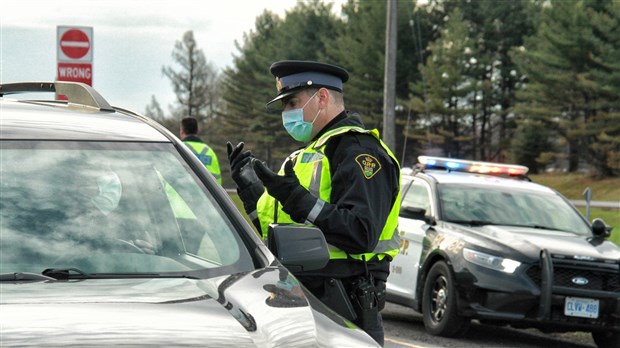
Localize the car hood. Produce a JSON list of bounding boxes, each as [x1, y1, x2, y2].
[[448, 223, 620, 261], [0, 267, 377, 347]]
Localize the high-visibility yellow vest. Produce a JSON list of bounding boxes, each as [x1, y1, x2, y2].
[[256, 126, 401, 261], [184, 141, 222, 184]]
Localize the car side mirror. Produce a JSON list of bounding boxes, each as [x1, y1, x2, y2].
[[400, 206, 426, 220], [267, 224, 329, 273], [591, 218, 611, 239]]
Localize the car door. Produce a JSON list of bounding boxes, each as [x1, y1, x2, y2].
[[387, 177, 433, 301]]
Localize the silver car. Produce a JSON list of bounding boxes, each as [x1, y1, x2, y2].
[[0, 82, 379, 347]]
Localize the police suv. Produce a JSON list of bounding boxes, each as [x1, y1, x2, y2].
[[0, 82, 379, 347], [386, 156, 619, 348]]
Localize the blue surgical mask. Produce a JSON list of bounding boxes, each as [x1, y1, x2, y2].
[[282, 91, 321, 142]]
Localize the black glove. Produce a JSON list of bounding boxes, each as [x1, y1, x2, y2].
[[227, 141, 258, 189], [253, 159, 322, 223], [252, 159, 304, 206], [227, 141, 264, 216]]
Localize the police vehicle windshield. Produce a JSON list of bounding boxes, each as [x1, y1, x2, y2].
[[438, 184, 592, 235]]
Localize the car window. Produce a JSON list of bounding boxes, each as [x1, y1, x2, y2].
[[402, 180, 432, 217], [437, 184, 591, 235], [0, 141, 254, 277]]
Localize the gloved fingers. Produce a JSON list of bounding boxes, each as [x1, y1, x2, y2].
[[226, 141, 234, 158], [231, 150, 253, 171], [227, 141, 245, 162], [283, 160, 295, 177], [252, 158, 278, 182]]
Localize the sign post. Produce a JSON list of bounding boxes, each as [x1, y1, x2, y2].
[[57, 26, 93, 99]]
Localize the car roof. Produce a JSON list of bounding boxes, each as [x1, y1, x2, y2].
[[406, 169, 557, 194], [1, 99, 169, 142], [0, 82, 169, 142]]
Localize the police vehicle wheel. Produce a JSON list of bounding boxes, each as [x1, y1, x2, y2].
[[592, 330, 620, 348], [422, 261, 470, 337]]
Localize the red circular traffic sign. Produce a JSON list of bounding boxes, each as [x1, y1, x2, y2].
[[60, 29, 91, 59]]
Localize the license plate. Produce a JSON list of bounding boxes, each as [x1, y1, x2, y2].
[[564, 297, 599, 318]]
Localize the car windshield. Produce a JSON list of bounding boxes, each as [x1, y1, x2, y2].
[[437, 183, 592, 235], [0, 141, 255, 278]]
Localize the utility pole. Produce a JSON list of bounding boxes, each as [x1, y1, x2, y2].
[[383, 0, 397, 152]]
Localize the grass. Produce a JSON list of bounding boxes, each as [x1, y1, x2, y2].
[[529, 173, 620, 201], [530, 173, 619, 245], [229, 193, 255, 226], [228, 173, 620, 245]]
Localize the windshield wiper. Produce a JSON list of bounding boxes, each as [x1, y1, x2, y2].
[[0, 272, 56, 282], [499, 223, 571, 232], [446, 219, 497, 226], [40, 268, 200, 280], [42, 268, 92, 280], [447, 221, 571, 232]]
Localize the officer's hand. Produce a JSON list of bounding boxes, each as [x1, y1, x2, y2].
[[132, 230, 157, 255], [252, 159, 301, 205], [227, 141, 256, 189], [133, 239, 156, 255]]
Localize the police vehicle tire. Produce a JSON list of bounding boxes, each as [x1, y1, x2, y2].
[[422, 261, 470, 337], [591, 330, 620, 348]]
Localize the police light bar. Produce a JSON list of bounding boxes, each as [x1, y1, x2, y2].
[[418, 156, 529, 176]]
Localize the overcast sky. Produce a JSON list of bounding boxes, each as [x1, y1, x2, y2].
[[0, 0, 345, 113]]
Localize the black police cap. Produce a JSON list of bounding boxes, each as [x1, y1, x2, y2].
[[266, 60, 349, 106]]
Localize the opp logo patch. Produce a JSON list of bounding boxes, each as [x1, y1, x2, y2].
[[276, 77, 282, 92], [355, 154, 382, 179]]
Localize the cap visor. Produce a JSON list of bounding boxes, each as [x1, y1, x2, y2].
[[265, 90, 298, 109]]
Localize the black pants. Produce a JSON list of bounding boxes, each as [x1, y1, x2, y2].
[[354, 280, 385, 346], [300, 276, 386, 346], [359, 311, 384, 347]]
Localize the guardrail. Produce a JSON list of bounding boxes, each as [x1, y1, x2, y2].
[[570, 200, 620, 209]]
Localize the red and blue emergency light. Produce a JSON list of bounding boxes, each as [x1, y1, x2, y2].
[[418, 156, 529, 176]]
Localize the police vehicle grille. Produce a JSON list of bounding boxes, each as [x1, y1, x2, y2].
[[526, 258, 620, 292]]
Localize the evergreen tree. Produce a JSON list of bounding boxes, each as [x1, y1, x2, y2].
[[409, 7, 478, 158], [511, 0, 619, 176], [220, 10, 283, 184], [325, 0, 388, 130], [509, 120, 554, 174], [420, 0, 539, 162], [325, 0, 418, 164], [220, 1, 341, 172], [325, 1, 416, 129], [472, 0, 539, 162], [585, 0, 620, 176]]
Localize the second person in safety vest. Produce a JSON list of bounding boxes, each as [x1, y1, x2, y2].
[[180, 117, 222, 184], [227, 60, 401, 346]]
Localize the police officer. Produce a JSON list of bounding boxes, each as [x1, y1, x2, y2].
[[227, 60, 400, 346], [180, 117, 222, 184]]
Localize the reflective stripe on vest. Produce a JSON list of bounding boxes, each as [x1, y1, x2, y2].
[[184, 141, 222, 184], [256, 126, 401, 262]]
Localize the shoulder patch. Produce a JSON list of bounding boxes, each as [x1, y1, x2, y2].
[[355, 154, 382, 179]]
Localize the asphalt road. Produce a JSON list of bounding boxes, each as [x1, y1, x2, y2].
[[382, 302, 597, 348]]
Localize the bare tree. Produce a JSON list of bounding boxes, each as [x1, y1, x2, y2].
[[144, 95, 165, 122], [162, 30, 219, 121]]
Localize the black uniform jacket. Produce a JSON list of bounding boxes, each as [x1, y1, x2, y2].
[[286, 111, 400, 284]]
